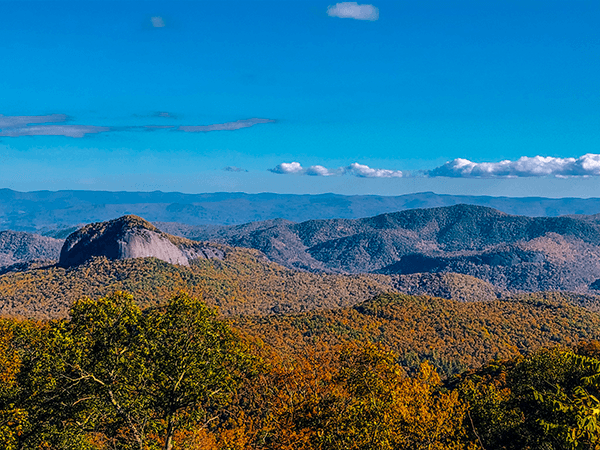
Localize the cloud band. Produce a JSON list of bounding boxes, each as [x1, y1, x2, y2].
[[0, 125, 110, 138], [270, 154, 600, 179], [428, 154, 600, 178], [0, 114, 276, 138], [179, 118, 276, 133], [0, 114, 67, 128], [269, 162, 403, 178]]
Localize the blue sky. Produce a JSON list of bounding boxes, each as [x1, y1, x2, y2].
[[1, 0, 600, 196]]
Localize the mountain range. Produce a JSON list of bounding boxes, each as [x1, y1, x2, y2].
[[4, 189, 600, 233], [4, 203, 600, 306], [159, 204, 600, 292], [1, 212, 600, 321], [4, 197, 600, 449]]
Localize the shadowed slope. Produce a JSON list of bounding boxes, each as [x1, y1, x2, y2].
[[163, 204, 600, 292]]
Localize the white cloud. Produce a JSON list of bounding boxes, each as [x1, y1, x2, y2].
[[305, 165, 338, 176], [0, 114, 67, 128], [179, 118, 275, 133], [0, 125, 110, 138], [270, 162, 304, 174], [346, 162, 403, 178], [151, 16, 165, 28], [269, 162, 403, 178], [327, 2, 379, 21], [428, 154, 600, 178]]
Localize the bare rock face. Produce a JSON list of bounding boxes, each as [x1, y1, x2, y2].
[[59, 215, 224, 268]]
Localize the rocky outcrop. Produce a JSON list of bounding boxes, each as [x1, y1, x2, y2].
[[59, 215, 224, 268]]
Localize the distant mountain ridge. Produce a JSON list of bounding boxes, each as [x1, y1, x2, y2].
[[5, 204, 600, 294], [161, 204, 600, 292], [3, 188, 600, 233], [4, 212, 600, 319]]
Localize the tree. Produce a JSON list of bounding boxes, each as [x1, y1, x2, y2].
[[457, 346, 600, 450], [323, 342, 475, 450], [533, 352, 600, 449], [53, 291, 151, 449], [0, 319, 25, 450], [144, 292, 258, 450], [262, 341, 477, 450], [50, 291, 259, 449]]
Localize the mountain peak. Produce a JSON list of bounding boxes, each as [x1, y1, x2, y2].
[[111, 214, 158, 230], [59, 215, 223, 268]]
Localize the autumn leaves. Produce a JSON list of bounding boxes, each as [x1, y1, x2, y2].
[[1, 292, 600, 449]]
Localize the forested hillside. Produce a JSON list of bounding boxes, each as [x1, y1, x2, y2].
[[6, 207, 600, 294], [238, 292, 600, 376], [0, 231, 62, 267], [2, 211, 600, 447], [2, 291, 600, 449], [0, 251, 397, 319], [163, 204, 600, 292], [3, 246, 600, 320]]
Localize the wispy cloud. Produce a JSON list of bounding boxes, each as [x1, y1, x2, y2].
[[223, 166, 248, 173], [154, 111, 177, 118], [428, 154, 600, 178], [0, 114, 67, 128], [0, 113, 277, 138], [0, 125, 110, 138], [327, 2, 379, 21], [151, 16, 165, 28], [142, 125, 176, 131], [269, 162, 403, 178], [179, 118, 275, 133], [0, 114, 111, 138]]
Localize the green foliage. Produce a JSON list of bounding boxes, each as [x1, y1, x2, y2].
[[144, 293, 257, 449], [0, 292, 259, 449], [3, 288, 600, 449], [455, 347, 600, 450], [533, 353, 600, 449]]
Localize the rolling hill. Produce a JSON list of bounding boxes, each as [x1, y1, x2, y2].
[[162, 204, 600, 292], [2, 213, 544, 319], [0, 230, 62, 267], [236, 292, 600, 375]]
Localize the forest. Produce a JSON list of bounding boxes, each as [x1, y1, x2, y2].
[[1, 291, 600, 449]]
